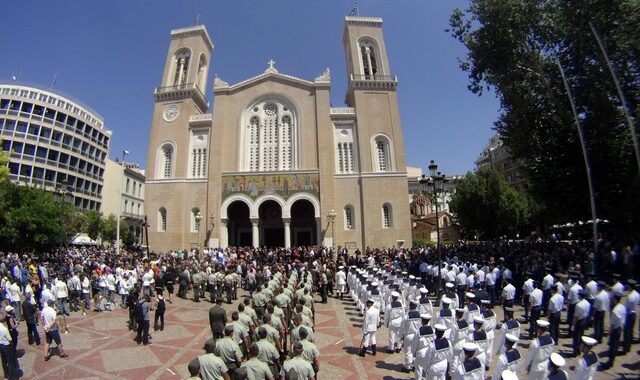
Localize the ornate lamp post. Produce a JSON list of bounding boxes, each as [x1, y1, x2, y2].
[[421, 160, 446, 298], [195, 211, 203, 248], [327, 209, 337, 261]]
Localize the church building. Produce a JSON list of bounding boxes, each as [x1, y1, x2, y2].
[[145, 16, 411, 251]]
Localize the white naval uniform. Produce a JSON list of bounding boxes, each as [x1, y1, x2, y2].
[[401, 310, 422, 368], [574, 351, 598, 380], [384, 299, 405, 350], [492, 348, 522, 380], [452, 357, 485, 380], [495, 319, 521, 356], [523, 334, 554, 380], [451, 319, 471, 368], [362, 305, 380, 347], [415, 337, 452, 380], [481, 309, 497, 364], [335, 270, 346, 293]]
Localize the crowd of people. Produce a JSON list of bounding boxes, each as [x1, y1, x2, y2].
[[0, 238, 636, 379]]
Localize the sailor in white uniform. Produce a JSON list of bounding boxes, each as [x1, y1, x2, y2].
[[522, 319, 554, 380], [574, 336, 598, 380], [359, 298, 380, 356], [492, 334, 521, 380], [452, 342, 485, 380], [384, 291, 405, 353]]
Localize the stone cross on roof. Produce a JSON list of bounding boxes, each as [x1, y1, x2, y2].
[[265, 59, 278, 74]]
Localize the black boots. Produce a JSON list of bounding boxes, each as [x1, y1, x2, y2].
[[359, 347, 366, 357], [371, 345, 377, 356]]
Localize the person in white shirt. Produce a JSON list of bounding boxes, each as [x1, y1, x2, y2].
[[572, 291, 591, 356], [7, 280, 21, 323], [335, 267, 346, 300], [0, 311, 17, 379], [623, 279, 638, 353], [80, 274, 91, 315], [528, 281, 543, 339], [384, 291, 404, 353], [41, 299, 68, 361], [522, 320, 554, 380], [521, 275, 534, 322], [501, 278, 516, 321], [592, 281, 609, 343], [359, 298, 380, 357], [54, 277, 70, 317], [566, 279, 583, 334], [546, 284, 563, 345], [600, 292, 626, 370]]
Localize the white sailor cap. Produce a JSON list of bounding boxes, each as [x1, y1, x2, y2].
[[373, 268, 379, 272], [466, 292, 475, 298], [434, 323, 447, 332], [505, 333, 518, 344], [536, 319, 550, 328], [402, 271, 408, 275], [367, 298, 375, 303], [473, 316, 485, 324], [338, 266, 344, 269], [581, 336, 597, 346], [420, 314, 432, 320], [391, 291, 400, 298], [445, 282, 454, 288], [549, 352, 565, 367], [419, 288, 428, 294], [371, 282, 379, 286], [409, 275, 416, 280], [501, 370, 518, 380], [455, 308, 465, 313], [410, 299, 419, 306], [463, 342, 478, 352], [480, 299, 491, 305], [442, 297, 452, 305]]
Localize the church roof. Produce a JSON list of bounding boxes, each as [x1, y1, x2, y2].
[[214, 61, 329, 93]]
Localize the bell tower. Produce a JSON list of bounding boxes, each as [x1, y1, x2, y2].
[[146, 25, 213, 251], [339, 16, 411, 248]]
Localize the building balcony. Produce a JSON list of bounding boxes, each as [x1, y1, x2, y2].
[[154, 83, 209, 111], [348, 73, 398, 92]]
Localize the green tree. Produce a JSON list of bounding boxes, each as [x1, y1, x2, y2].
[[449, 0, 640, 236], [450, 168, 531, 239], [0, 144, 8, 184], [101, 214, 117, 243], [0, 184, 74, 250], [83, 210, 104, 241]]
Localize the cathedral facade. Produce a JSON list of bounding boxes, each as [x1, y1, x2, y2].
[[145, 16, 411, 251]]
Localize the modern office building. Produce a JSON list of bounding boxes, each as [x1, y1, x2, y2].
[[145, 16, 412, 251], [0, 81, 111, 211]]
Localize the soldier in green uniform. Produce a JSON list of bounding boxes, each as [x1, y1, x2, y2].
[[215, 325, 244, 378], [280, 342, 315, 380], [240, 343, 274, 380], [255, 327, 281, 378]]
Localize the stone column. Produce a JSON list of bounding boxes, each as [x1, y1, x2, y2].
[[221, 219, 228, 248], [283, 218, 291, 248], [316, 217, 322, 246], [251, 218, 259, 248]]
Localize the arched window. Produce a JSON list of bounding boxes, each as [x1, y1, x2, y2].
[[382, 203, 392, 228], [373, 136, 391, 172], [189, 131, 208, 178], [173, 49, 191, 86], [191, 207, 201, 232], [359, 40, 379, 79], [158, 207, 167, 232], [241, 99, 297, 171], [124, 200, 128, 214], [196, 53, 207, 90], [158, 143, 174, 179], [344, 205, 354, 230]]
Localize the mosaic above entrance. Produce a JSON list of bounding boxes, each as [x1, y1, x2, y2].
[[221, 172, 320, 201]]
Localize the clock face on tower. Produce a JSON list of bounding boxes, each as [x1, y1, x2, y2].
[[162, 104, 180, 122]]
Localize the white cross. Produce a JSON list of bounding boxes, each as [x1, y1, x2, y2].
[[267, 59, 276, 69]]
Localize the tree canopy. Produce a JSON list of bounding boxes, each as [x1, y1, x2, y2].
[[449, 0, 640, 237], [450, 168, 531, 239]]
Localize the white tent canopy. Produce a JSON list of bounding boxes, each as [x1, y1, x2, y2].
[[69, 233, 98, 246]]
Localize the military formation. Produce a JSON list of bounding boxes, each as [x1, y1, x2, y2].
[[344, 259, 638, 380], [194, 263, 322, 380]]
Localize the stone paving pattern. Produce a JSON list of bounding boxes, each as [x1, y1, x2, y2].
[[5, 289, 639, 379]]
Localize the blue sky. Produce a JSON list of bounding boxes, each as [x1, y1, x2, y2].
[[0, 0, 499, 175]]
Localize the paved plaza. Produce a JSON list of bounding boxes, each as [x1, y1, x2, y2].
[[7, 290, 639, 379]]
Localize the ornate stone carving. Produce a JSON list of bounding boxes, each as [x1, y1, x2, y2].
[[315, 67, 331, 82], [213, 74, 228, 88], [264, 59, 279, 74]]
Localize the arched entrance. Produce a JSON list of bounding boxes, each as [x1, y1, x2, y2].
[[259, 200, 284, 247], [228, 201, 252, 247], [290, 199, 317, 246]]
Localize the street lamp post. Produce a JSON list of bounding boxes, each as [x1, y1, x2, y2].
[[327, 209, 337, 261], [424, 160, 446, 298], [116, 150, 129, 255], [195, 210, 203, 247]]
